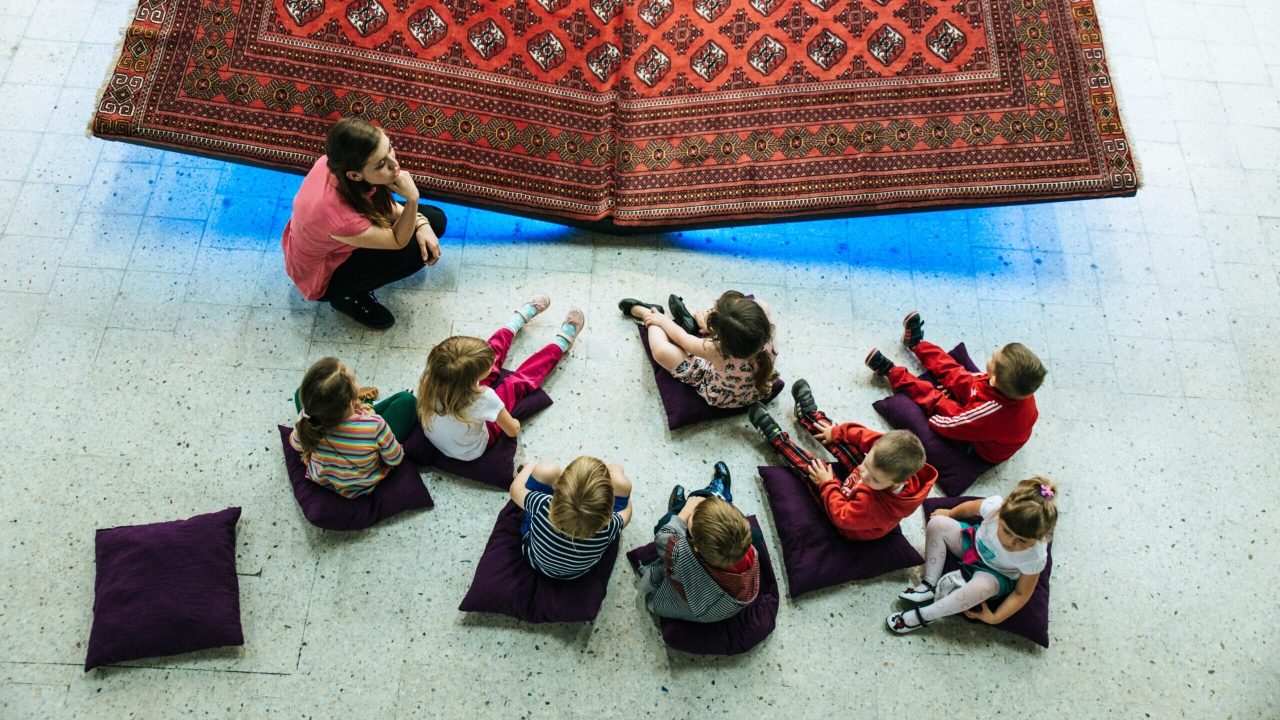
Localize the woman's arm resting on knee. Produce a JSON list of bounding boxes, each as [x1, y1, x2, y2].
[[964, 571, 1039, 624], [330, 171, 420, 251]]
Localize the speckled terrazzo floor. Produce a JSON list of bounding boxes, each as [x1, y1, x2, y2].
[[0, 0, 1277, 717]]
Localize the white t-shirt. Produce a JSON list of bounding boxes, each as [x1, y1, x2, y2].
[[422, 387, 505, 461], [973, 495, 1048, 579]]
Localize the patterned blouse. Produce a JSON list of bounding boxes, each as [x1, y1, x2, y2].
[[671, 340, 778, 409]]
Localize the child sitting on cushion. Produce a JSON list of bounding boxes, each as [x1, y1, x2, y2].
[[866, 311, 1045, 464], [748, 380, 935, 540], [638, 462, 760, 623], [509, 457, 633, 580], [619, 290, 778, 409], [888, 477, 1057, 633], [290, 357, 406, 499], [416, 294, 583, 461]]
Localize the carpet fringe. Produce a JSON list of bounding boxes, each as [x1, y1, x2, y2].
[[86, 3, 140, 139]]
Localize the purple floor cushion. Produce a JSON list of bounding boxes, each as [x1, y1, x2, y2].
[[277, 426, 434, 531], [872, 343, 996, 496], [626, 516, 779, 656], [86, 507, 244, 671], [923, 496, 1054, 648], [638, 326, 784, 430], [758, 466, 924, 597], [401, 370, 553, 489], [458, 501, 619, 623]]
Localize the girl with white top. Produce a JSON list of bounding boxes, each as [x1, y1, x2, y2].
[[888, 477, 1058, 633], [415, 295, 584, 461]]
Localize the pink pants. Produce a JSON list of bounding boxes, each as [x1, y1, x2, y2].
[[482, 327, 563, 444]]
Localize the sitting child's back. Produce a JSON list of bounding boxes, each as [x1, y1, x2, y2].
[[291, 357, 404, 499], [643, 496, 760, 622], [512, 458, 632, 580], [417, 336, 505, 461]]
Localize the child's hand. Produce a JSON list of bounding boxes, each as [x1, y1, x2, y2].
[[642, 312, 671, 330], [812, 421, 835, 445], [692, 309, 710, 334], [806, 458, 835, 485], [357, 386, 380, 403], [932, 508, 952, 518], [963, 603, 999, 624]]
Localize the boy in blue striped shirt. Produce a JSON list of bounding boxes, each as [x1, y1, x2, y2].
[[511, 457, 633, 580]]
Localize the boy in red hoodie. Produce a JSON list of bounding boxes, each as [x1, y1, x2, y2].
[[865, 311, 1046, 464], [748, 381, 936, 541]]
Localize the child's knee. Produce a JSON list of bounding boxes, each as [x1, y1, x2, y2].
[[926, 514, 957, 534], [530, 461, 562, 483], [607, 464, 632, 496]]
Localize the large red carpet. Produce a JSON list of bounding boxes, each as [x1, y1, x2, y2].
[[93, 0, 1137, 227]]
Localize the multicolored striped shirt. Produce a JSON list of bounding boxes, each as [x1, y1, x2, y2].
[[289, 414, 404, 498]]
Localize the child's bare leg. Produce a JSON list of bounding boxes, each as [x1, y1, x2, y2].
[[632, 306, 685, 371], [529, 461, 562, 487]]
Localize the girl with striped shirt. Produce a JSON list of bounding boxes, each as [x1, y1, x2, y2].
[[290, 357, 407, 499]]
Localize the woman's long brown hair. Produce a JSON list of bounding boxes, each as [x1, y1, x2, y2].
[[325, 117, 394, 228]]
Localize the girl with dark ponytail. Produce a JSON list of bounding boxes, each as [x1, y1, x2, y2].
[[281, 116, 448, 330], [289, 357, 411, 499], [619, 290, 779, 409]]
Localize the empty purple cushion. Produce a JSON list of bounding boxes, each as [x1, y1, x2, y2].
[[85, 507, 244, 671], [923, 495, 1053, 648], [758, 466, 924, 597], [458, 501, 619, 623], [401, 370, 553, 489], [638, 326, 784, 430], [626, 516, 779, 655], [872, 343, 996, 496], [277, 426, 434, 531]]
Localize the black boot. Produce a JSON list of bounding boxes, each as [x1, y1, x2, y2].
[[902, 310, 924, 350], [748, 402, 782, 441], [668, 484, 687, 510], [791, 378, 817, 419], [706, 461, 733, 504], [865, 348, 896, 377], [667, 294, 700, 336]]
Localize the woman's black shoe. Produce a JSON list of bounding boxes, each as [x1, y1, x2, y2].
[[667, 294, 700, 336], [331, 292, 395, 330]]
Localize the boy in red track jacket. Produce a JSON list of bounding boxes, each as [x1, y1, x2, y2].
[[748, 382, 936, 541], [866, 312, 1046, 464]]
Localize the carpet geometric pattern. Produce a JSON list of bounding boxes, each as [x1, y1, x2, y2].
[[92, 0, 1137, 226]]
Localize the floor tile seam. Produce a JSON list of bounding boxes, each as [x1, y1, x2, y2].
[[293, 557, 321, 672]]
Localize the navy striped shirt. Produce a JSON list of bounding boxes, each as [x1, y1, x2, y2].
[[521, 491, 622, 579]]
